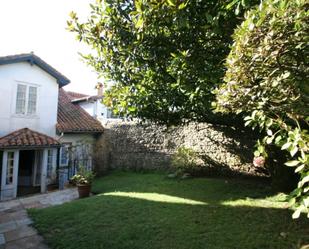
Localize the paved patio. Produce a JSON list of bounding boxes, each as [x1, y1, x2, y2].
[[0, 188, 78, 249]]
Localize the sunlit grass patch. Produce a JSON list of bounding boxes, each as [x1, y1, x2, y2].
[[102, 192, 207, 205], [221, 193, 289, 208]]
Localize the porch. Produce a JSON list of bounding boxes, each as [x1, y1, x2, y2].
[[0, 128, 60, 201]]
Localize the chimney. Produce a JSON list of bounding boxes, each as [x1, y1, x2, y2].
[[95, 82, 104, 96]]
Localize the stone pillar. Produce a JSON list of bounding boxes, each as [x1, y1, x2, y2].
[[58, 167, 69, 190]]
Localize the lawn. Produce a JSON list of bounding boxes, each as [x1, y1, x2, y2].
[[29, 172, 309, 249]]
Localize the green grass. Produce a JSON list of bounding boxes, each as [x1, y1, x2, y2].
[[29, 171, 309, 249]]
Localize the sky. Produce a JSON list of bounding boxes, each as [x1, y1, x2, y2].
[[0, 0, 99, 95]]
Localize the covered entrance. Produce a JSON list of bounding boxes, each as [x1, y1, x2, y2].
[[0, 128, 60, 201], [17, 150, 41, 196]]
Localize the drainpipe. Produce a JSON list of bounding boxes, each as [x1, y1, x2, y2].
[[57, 132, 65, 190]]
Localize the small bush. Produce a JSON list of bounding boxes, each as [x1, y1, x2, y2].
[[70, 166, 95, 185], [171, 147, 203, 176]]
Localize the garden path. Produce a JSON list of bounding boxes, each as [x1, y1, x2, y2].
[[0, 188, 78, 249]]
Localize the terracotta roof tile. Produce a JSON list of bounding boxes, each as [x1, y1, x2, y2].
[[66, 91, 90, 100], [66, 91, 102, 103], [57, 89, 104, 133], [0, 128, 60, 149]]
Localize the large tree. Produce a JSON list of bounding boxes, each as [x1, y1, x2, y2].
[[68, 0, 257, 125]]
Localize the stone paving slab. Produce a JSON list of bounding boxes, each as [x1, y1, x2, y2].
[[15, 217, 33, 227], [0, 188, 78, 249], [0, 233, 5, 246], [9, 210, 28, 220], [0, 215, 13, 225], [0, 222, 16, 234], [5, 225, 37, 242], [0, 200, 20, 213], [5, 234, 46, 249]]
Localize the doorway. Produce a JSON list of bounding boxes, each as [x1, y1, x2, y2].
[[17, 150, 40, 197]]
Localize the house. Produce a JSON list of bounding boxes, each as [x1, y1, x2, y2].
[[0, 53, 103, 201], [66, 83, 119, 122]]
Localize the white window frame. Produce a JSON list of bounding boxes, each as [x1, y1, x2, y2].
[[14, 82, 39, 117], [59, 144, 70, 167], [5, 151, 15, 185]]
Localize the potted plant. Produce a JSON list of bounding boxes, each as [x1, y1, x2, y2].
[[71, 167, 95, 198]]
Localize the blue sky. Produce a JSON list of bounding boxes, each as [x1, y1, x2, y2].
[[0, 0, 99, 95]]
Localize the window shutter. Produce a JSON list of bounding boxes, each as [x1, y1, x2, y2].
[[60, 145, 70, 166], [27, 86, 37, 115], [47, 149, 53, 178], [16, 84, 27, 114]]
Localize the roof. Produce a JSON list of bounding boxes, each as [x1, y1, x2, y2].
[[0, 53, 70, 87], [57, 89, 104, 133], [66, 91, 102, 103], [0, 128, 60, 149], [66, 91, 90, 100]]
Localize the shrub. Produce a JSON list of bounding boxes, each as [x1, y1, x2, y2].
[[214, 0, 309, 218], [171, 147, 203, 176]]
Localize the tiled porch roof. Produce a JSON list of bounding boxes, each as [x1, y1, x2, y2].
[[0, 128, 60, 149]]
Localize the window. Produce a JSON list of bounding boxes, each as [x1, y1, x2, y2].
[[16, 84, 27, 114], [15, 84, 38, 115], [60, 144, 70, 166], [28, 86, 37, 114], [6, 152, 14, 185], [47, 150, 53, 178]]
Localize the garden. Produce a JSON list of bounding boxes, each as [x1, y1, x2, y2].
[[29, 171, 309, 249], [27, 0, 309, 248]]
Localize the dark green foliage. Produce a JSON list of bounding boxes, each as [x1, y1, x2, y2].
[[68, 0, 258, 125], [215, 0, 309, 117], [214, 0, 309, 217]]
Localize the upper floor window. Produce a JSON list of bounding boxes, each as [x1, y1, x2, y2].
[[16, 84, 38, 115]]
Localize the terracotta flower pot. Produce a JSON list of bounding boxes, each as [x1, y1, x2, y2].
[[77, 184, 91, 198]]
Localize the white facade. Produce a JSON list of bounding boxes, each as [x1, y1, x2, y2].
[[0, 62, 59, 137], [79, 101, 98, 118], [0, 55, 103, 201], [78, 98, 120, 122], [0, 60, 60, 200]]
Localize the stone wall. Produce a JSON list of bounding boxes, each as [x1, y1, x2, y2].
[[94, 121, 267, 177]]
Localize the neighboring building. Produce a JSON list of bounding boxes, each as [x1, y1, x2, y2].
[[0, 53, 103, 201], [66, 83, 119, 122], [57, 89, 104, 180]]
